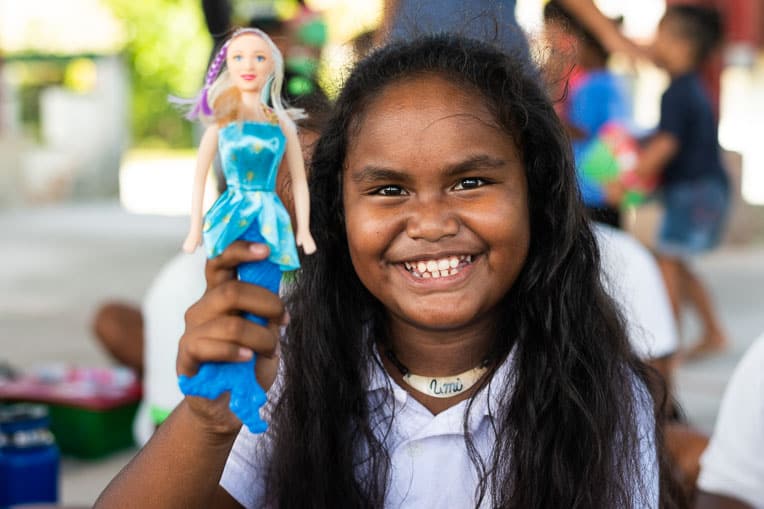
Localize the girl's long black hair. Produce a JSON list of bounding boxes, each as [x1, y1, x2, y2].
[[266, 34, 676, 508]]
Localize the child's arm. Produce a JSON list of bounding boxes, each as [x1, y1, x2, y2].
[[183, 125, 220, 253], [280, 116, 317, 254], [96, 242, 284, 508], [632, 131, 679, 180], [557, 0, 646, 61], [375, 0, 400, 45], [604, 132, 678, 205], [95, 401, 243, 509]]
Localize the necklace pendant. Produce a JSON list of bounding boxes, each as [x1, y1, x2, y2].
[[402, 366, 488, 399]]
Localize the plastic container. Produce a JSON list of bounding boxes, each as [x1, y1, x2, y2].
[[48, 401, 139, 458], [0, 403, 59, 507], [0, 366, 142, 458]]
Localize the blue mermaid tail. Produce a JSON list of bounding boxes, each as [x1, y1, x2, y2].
[[179, 221, 282, 434]]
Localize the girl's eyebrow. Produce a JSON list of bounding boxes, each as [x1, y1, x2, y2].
[[350, 155, 510, 184], [350, 166, 411, 185], [442, 154, 507, 177]]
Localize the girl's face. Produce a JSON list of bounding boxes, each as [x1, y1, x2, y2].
[[226, 33, 274, 93], [342, 75, 530, 335]]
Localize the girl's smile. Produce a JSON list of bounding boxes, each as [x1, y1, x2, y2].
[[343, 74, 530, 336], [400, 253, 475, 279]]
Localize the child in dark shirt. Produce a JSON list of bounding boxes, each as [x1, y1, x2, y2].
[[626, 6, 728, 357]]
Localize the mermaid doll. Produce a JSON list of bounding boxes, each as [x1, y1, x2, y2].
[[178, 28, 316, 433]]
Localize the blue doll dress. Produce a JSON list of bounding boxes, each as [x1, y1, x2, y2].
[[203, 120, 300, 271], [179, 120, 299, 434]]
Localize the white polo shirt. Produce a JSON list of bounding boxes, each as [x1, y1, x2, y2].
[[595, 224, 679, 360], [220, 351, 659, 507], [697, 334, 764, 508]]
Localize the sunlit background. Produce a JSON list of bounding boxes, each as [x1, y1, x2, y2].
[[2, 0, 763, 213]]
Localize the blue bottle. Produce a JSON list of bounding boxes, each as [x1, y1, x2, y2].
[[0, 404, 59, 507]]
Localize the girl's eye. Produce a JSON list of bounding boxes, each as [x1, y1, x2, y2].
[[256, 55, 266, 62], [232, 55, 242, 62], [372, 185, 406, 196], [453, 177, 488, 190]]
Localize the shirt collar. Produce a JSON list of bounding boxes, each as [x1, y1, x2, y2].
[[366, 345, 517, 418]]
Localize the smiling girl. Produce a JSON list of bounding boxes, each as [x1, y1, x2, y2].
[[97, 35, 673, 508]]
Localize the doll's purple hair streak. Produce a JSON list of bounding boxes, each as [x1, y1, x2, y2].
[[175, 39, 231, 121]]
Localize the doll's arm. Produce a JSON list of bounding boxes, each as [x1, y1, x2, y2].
[[183, 125, 220, 254], [280, 117, 317, 254]]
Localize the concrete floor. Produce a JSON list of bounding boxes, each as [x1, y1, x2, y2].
[[1, 202, 183, 507], [2, 202, 763, 506]]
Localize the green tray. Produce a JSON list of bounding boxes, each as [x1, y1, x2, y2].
[[47, 402, 139, 459]]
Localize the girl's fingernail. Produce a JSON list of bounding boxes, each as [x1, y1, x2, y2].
[[249, 244, 268, 256], [238, 347, 253, 359]]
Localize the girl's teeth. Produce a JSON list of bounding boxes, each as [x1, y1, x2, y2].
[[404, 254, 475, 278]]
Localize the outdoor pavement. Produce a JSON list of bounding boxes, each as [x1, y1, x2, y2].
[[2, 201, 763, 506]]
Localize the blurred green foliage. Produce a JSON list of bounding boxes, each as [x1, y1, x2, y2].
[[104, 0, 211, 148]]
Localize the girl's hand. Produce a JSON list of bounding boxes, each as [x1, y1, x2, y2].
[[182, 231, 202, 254], [295, 229, 317, 255], [177, 242, 285, 436]]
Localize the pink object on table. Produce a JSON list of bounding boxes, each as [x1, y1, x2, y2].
[[0, 366, 141, 410]]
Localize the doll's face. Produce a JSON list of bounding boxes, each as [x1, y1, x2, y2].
[[342, 74, 530, 334], [227, 33, 275, 93]]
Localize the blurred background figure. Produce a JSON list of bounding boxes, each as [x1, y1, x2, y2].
[[596, 221, 710, 502], [378, 0, 644, 63], [695, 332, 764, 509], [624, 5, 730, 359], [543, 0, 633, 228]]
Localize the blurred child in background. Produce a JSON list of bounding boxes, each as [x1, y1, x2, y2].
[[621, 5, 729, 358], [544, 0, 632, 228]]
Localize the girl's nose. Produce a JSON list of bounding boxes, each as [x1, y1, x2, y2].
[[405, 199, 459, 242]]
